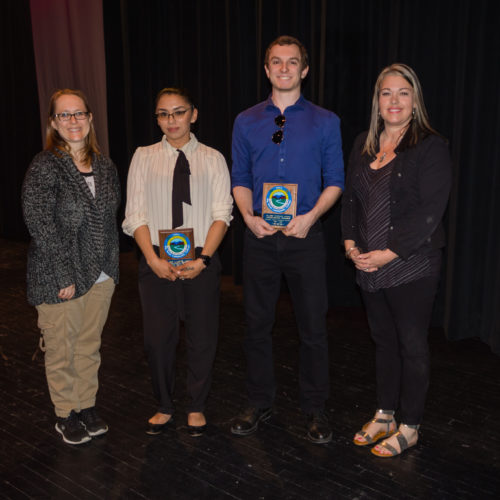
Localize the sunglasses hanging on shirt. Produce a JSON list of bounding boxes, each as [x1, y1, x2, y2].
[[272, 114, 286, 144]]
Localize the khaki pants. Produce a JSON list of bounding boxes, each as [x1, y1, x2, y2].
[[36, 279, 115, 417]]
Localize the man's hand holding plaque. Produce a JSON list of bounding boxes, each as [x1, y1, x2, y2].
[[282, 211, 316, 239]]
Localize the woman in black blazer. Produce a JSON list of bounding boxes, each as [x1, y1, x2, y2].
[[342, 64, 452, 457]]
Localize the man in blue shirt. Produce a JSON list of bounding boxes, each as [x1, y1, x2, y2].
[[230, 36, 344, 444]]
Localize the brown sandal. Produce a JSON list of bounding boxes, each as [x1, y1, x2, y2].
[[353, 410, 396, 447], [371, 423, 419, 457]]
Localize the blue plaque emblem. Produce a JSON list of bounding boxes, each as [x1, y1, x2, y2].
[[262, 182, 297, 228], [266, 186, 292, 213], [164, 232, 191, 260]]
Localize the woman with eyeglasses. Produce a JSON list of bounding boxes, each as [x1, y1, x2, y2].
[[342, 64, 452, 457], [22, 89, 120, 445], [123, 87, 232, 437]]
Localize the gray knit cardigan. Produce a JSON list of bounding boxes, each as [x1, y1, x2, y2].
[[22, 150, 120, 306]]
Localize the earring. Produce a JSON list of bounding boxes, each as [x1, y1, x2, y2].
[[412, 108, 416, 119]]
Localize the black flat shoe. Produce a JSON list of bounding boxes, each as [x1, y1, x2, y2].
[[306, 411, 332, 444], [231, 407, 272, 436], [187, 424, 207, 437], [146, 416, 174, 435]]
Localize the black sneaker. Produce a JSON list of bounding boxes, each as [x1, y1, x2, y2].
[[55, 410, 91, 445], [78, 407, 109, 436]]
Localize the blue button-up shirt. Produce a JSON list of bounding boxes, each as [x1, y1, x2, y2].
[[231, 95, 344, 215]]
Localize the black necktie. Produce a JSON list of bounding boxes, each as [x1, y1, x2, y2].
[[171, 149, 191, 228]]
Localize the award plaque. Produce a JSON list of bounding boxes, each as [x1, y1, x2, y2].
[[262, 183, 298, 228], [158, 228, 195, 267]]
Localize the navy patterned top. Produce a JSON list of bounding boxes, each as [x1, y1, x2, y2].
[[356, 159, 440, 292]]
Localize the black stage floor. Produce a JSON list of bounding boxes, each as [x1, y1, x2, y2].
[[1, 239, 499, 499]]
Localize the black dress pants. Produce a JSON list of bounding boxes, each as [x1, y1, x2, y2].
[[242, 224, 329, 413], [138, 252, 221, 414], [361, 274, 440, 425]]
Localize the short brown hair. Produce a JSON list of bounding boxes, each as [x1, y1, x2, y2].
[[46, 89, 100, 163], [264, 35, 309, 70]]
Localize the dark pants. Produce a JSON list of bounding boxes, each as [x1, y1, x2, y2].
[[138, 252, 221, 414], [242, 224, 329, 413], [361, 275, 439, 425]]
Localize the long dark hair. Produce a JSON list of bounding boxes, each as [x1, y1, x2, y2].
[[155, 87, 196, 109]]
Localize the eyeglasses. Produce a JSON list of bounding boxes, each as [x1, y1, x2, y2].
[[272, 114, 286, 144], [54, 111, 89, 122], [155, 108, 191, 121]]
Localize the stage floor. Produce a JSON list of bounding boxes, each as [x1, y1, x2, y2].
[[1, 239, 499, 499]]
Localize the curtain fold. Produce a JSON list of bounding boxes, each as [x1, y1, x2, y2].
[[30, 0, 109, 154]]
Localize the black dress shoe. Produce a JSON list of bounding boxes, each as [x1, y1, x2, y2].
[[146, 416, 174, 435], [231, 407, 272, 436], [187, 424, 207, 437], [306, 411, 332, 444]]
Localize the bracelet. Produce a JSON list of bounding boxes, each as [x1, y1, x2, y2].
[[345, 246, 358, 258]]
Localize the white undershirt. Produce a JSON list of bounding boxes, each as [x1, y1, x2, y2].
[[80, 170, 110, 284]]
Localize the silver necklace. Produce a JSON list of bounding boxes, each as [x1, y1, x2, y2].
[[379, 128, 407, 163]]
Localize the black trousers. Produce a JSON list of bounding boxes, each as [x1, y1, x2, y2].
[[242, 224, 329, 413], [361, 274, 440, 425], [138, 252, 221, 414]]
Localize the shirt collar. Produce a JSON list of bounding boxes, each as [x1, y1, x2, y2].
[[264, 94, 307, 112], [162, 133, 198, 156]]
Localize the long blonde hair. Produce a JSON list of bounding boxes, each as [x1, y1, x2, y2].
[[45, 88, 100, 163], [363, 63, 438, 157]]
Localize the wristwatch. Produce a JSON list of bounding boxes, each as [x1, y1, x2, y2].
[[199, 254, 211, 267]]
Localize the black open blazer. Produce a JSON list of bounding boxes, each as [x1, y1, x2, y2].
[[341, 131, 452, 260]]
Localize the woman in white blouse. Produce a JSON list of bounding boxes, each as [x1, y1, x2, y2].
[[123, 88, 233, 436]]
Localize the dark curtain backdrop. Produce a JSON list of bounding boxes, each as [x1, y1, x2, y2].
[[2, 0, 499, 353], [1, 1, 40, 241]]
